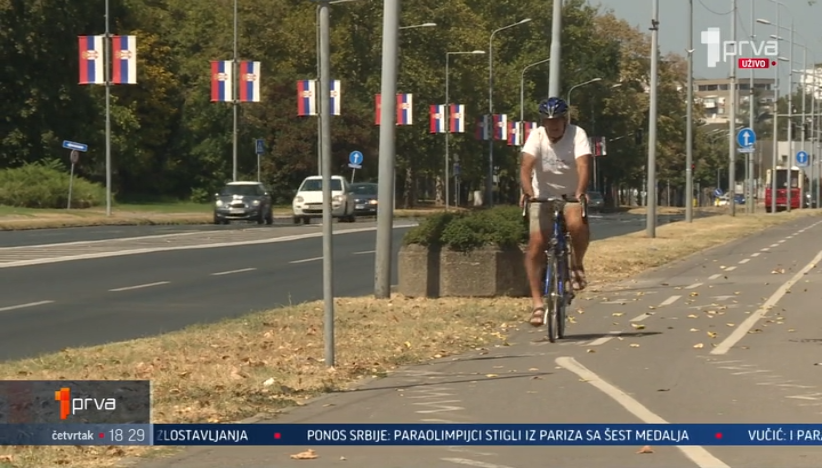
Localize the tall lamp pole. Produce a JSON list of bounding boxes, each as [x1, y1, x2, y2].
[[685, 0, 694, 221], [487, 18, 531, 207], [646, 0, 660, 237]]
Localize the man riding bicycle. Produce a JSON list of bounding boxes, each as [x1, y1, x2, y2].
[[519, 96, 592, 326]]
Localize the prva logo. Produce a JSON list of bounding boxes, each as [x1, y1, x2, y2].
[[54, 387, 116, 420]]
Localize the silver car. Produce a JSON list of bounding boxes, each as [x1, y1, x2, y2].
[[587, 191, 605, 211], [213, 182, 274, 225], [350, 182, 379, 215]]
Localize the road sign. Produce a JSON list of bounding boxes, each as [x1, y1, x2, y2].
[[69, 150, 79, 165], [736, 127, 756, 147], [62, 140, 88, 152], [255, 139, 265, 155], [349, 150, 363, 166], [714, 188, 723, 197], [453, 162, 461, 177], [796, 150, 809, 167], [737, 146, 755, 154], [348, 163, 362, 169]]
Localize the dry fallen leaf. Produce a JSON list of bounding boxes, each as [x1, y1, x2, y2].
[[693, 343, 704, 349], [707, 331, 717, 339], [0, 455, 13, 463], [788, 328, 796, 332], [485, 374, 499, 378], [689, 328, 699, 332], [612, 312, 624, 317], [687, 314, 698, 318], [631, 323, 646, 330], [629, 343, 640, 348], [528, 367, 539, 371], [291, 449, 319, 460], [637, 446, 654, 454], [726, 323, 735, 327], [586, 349, 596, 353], [690, 292, 699, 297]]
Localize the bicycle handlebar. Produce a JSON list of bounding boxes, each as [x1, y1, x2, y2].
[[522, 195, 588, 220]]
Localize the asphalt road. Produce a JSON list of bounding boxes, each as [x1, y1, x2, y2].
[[138, 215, 822, 468], [0, 211, 686, 247]]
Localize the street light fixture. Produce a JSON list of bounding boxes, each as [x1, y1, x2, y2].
[[566, 77, 602, 109], [400, 22, 437, 30], [445, 50, 485, 210], [520, 58, 551, 123], [487, 18, 532, 206]]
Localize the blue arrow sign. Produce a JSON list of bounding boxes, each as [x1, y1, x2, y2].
[[736, 127, 756, 148], [255, 139, 265, 155], [714, 188, 723, 197], [62, 140, 88, 152], [349, 150, 363, 166], [796, 150, 809, 167]]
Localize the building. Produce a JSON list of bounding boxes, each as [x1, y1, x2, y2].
[[694, 77, 776, 124], [798, 67, 822, 100]]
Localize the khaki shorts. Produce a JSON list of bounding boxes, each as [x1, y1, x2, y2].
[[528, 201, 580, 234]]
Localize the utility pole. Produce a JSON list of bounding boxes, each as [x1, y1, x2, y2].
[[104, 0, 112, 216], [727, 0, 737, 217], [685, 0, 694, 222], [232, 0, 239, 181], [646, 0, 659, 237], [548, 0, 562, 96], [747, 0, 756, 213]]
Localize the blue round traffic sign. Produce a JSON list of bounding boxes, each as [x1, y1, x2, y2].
[[796, 150, 809, 167], [714, 188, 723, 197], [736, 127, 756, 147], [349, 151, 363, 166]]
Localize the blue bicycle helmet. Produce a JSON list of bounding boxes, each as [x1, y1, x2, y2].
[[538, 97, 569, 119]]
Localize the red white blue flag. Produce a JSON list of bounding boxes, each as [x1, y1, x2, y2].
[[78, 36, 104, 85], [330, 80, 341, 115], [375, 94, 382, 125], [110, 35, 137, 84], [210, 61, 233, 102], [589, 136, 607, 156], [523, 121, 538, 142], [449, 104, 465, 133], [508, 121, 523, 146], [297, 80, 316, 116], [430, 105, 446, 133], [396, 94, 413, 125], [238, 61, 260, 102], [475, 116, 490, 140], [493, 114, 508, 141]]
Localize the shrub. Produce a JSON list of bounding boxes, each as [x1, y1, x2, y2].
[[0, 159, 106, 208], [403, 206, 528, 252]]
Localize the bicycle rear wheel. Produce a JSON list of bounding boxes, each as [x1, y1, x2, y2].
[[556, 252, 569, 339]]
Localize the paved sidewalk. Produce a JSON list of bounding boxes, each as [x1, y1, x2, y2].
[[138, 216, 822, 468]]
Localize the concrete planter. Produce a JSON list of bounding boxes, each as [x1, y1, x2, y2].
[[398, 244, 529, 298]]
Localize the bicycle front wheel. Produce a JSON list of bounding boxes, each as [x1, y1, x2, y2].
[[545, 253, 561, 343]]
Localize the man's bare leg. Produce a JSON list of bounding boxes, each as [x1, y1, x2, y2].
[[525, 204, 550, 325], [564, 204, 590, 290]]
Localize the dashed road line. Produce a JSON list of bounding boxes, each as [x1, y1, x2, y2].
[[352, 250, 376, 255], [109, 281, 170, 292], [708, 274, 721, 280], [442, 458, 517, 468], [211, 268, 256, 276], [289, 257, 322, 264], [0, 300, 54, 312], [739, 258, 750, 264], [751, 253, 760, 257], [658, 295, 682, 306], [685, 283, 702, 289], [724, 266, 737, 272]]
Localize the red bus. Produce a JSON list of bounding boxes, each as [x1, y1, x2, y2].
[[765, 167, 806, 212]]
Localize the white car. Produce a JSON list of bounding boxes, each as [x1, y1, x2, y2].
[[292, 175, 357, 224]]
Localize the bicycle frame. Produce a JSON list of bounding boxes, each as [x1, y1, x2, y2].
[[544, 201, 571, 300]]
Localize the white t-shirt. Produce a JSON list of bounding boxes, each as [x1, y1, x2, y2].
[[521, 124, 591, 199]]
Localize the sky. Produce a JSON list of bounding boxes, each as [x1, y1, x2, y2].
[[588, 0, 821, 92]]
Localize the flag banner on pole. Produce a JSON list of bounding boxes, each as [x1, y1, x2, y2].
[[210, 61, 233, 102], [523, 122, 538, 142], [589, 136, 607, 156], [374, 94, 381, 125], [11, 422, 819, 446], [396, 93, 413, 125], [493, 114, 508, 141], [238, 61, 260, 102], [430, 105, 446, 133], [599, 136, 607, 156], [508, 121, 523, 146], [449, 104, 465, 133], [297, 80, 316, 116], [110, 35, 137, 84], [78, 36, 105, 85], [330, 80, 341, 115], [475, 115, 490, 140]]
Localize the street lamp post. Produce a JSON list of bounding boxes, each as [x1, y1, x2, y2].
[[646, 0, 660, 237], [400, 22, 437, 30], [520, 58, 550, 123], [566, 78, 602, 110], [686, 0, 695, 221], [755, 14, 785, 213], [487, 18, 532, 207], [445, 50, 485, 210]]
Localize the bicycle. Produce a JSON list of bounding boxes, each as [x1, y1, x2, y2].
[[522, 195, 588, 342]]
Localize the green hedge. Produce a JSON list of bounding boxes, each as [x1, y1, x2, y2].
[[403, 206, 527, 252], [0, 159, 106, 208]]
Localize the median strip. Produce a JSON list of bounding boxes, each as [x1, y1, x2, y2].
[[0, 210, 818, 468]]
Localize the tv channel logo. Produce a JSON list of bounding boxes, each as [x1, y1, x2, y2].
[[701, 27, 778, 68], [54, 387, 116, 420]]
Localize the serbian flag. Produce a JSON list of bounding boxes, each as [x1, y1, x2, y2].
[[475, 116, 490, 140], [110, 35, 137, 84], [238, 61, 260, 102], [375, 94, 381, 125], [211, 61, 233, 102], [590, 136, 607, 156], [297, 80, 316, 116], [78, 36, 104, 85], [330, 80, 341, 115], [493, 114, 508, 141], [523, 121, 538, 142], [449, 104, 465, 133], [508, 121, 523, 146], [397, 94, 413, 125], [430, 105, 446, 133]]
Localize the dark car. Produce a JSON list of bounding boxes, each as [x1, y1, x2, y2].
[[213, 181, 273, 225], [587, 191, 605, 211], [350, 182, 379, 215]]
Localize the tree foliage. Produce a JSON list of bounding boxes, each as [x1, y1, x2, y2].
[[0, 0, 797, 204]]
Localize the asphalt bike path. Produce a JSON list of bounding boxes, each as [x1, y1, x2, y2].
[[135, 217, 810, 468]]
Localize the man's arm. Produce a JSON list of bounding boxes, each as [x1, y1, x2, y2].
[[575, 154, 591, 197], [521, 153, 536, 198]]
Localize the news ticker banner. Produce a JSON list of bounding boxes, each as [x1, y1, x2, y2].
[[2, 424, 822, 446], [0, 380, 150, 424]]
